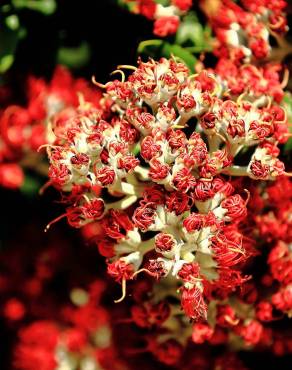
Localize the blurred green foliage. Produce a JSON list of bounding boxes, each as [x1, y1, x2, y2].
[[0, 0, 56, 73]]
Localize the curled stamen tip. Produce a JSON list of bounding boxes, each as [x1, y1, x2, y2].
[[281, 68, 289, 89], [77, 92, 86, 107], [91, 75, 107, 89], [132, 268, 151, 279], [37, 144, 52, 153], [244, 189, 251, 205], [38, 180, 51, 196], [284, 172, 292, 177], [117, 64, 137, 71], [110, 69, 125, 83], [114, 278, 127, 303]]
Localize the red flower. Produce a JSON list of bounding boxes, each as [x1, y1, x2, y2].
[[48, 163, 71, 187], [181, 286, 207, 320], [0, 163, 24, 189], [149, 158, 170, 181], [183, 213, 204, 232], [155, 233, 176, 253], [95, 166, 116, 186], [256, 301, 274, 322], [221, 194, 247, 222], [192, 323, 214, 343], [152, 339, 183, 366], [153, 16, 180, 37], [178, 262, 200, 283], [172, 0, 192, 12], [82, 198, 105, 220], [131, 301, 170, 328], [107, 259, 134, 282], [166, 191, 190, 215], [138, 0, 157, 20], [133, 201, 156, 231], [239, 320, 263, 345], [3, 298, 25, 321], [102, 209, 133, 240], [63, 328, 87, 352]]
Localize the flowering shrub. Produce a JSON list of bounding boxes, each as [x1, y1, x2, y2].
[[0, 0, 291, 368]]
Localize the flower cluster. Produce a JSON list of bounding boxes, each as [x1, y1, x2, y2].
[[1, 1, 291, 368], [0, 66, 101, 189], [254, 177, 292, 320], [45, 57, 289, 324], [120, 0, 193, 37], [100, 177, 291, 367], [203, 0, 288, 62], [0, 222, 127, 370]]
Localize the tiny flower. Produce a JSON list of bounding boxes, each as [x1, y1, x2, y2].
[[181, 285, 207, 321], [153, 16, 180, 37], [192, 323, 214, 344]]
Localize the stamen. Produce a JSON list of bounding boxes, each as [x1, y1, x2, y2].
[[187, 73, 199, 82], [114, 277, 127, 303], [229, 247, 245, 255], [284, 172, 292, 177], [237, 91, 247, 104], [39, 180, 52, 195], [111, 69, 125, 83], [266, 95, 272, 109], [280, 68, 289, 89], [244, 189, 250, 206], [81, 194, 91, 203], [269, 19, 285, 30], [91, 75, 109, 89], [132, 268, 154, 279], [77, 92, 85, 107], [37, 144, 60, 152], [44, 212, 68, 232], [117, 64, 137, 71]]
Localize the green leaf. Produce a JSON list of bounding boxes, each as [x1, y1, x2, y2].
[[0, 55, 14, 73], [137, 39, 164, 55], [117, 0, 137, 12], [176, 12, 213, 53], [176, 14, 200, 46], [0, 27, 19, 73], [192, 22, 205, 47], [57, 41, 91, 69], [12, 0, 57, 15], [285, 139, 292, 152], [132, 142, 141, 156], [155, 0, 169, 5], [162, 43, 197, 72], [5, 15, 20, 31], [283, 93, 292, 153]]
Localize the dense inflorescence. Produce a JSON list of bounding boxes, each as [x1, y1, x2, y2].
[[0, 66, 101, 189], [45, 57, 289, 323], [1, 1, 291, 368], [119, 1, 288, 63], [203, 0, 288, 62]]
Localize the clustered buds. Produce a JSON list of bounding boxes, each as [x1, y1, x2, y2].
[[0, 66, 101, 189], [45, 56, 289, 324], [1, 0, 291, 368], [203, 0, 288, 62], [121, 0, 193, 37]]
